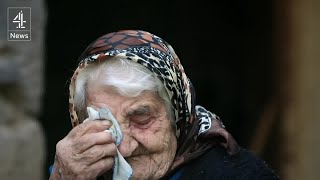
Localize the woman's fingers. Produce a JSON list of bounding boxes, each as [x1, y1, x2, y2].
[[76, 143, 117, 165], [54, 140, 117, 179], [53, 155, 115, 180], [52, 120, 118, 180], [72, 131, 115, 154], [68, 120, 111, 138], [85, 156, 115, 178]]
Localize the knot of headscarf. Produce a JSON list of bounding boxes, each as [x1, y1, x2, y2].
[[68, 30, 239, 173]]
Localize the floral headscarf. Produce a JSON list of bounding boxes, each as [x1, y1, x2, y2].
[[69, 30, 239, 174]]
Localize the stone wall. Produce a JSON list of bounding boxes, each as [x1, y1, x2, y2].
[[0, 0, 46, 179]]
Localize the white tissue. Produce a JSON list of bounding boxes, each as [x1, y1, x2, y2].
[[86, 107, 133, 180]]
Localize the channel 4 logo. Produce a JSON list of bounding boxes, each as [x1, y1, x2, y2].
[[7, 7, 31, 41]]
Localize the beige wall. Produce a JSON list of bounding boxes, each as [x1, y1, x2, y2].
[[283, 0, 320, 179]]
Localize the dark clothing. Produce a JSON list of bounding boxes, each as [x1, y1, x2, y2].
[[169, 146, 280, 180]]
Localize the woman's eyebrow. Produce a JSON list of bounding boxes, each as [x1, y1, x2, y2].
[[127, 105, 152, 116]]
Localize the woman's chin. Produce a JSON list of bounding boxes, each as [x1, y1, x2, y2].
[[127, 156, 168, 179]]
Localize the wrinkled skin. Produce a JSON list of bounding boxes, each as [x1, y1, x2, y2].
[[50, 86, 177, 180]]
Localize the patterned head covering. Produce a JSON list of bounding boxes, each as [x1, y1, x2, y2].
[[69, 30, 239, 173]]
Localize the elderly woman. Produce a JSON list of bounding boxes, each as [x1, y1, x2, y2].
[[49, 30, 279, 180]]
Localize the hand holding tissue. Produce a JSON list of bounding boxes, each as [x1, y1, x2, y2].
[[85, 107, 133, 180]]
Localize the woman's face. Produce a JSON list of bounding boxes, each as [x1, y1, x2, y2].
[[87, 86, 177, 179]]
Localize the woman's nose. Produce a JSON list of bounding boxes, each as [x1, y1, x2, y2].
[[118, 128, 139, 157]]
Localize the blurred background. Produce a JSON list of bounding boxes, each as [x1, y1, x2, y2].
[[0, 0, 319, 179]]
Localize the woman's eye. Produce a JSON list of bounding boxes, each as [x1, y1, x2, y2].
[[130, 116, 153, 128]]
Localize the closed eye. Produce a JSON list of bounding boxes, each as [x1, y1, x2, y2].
[[130, 116, 154, 129], [126, 104, 157, 129]]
